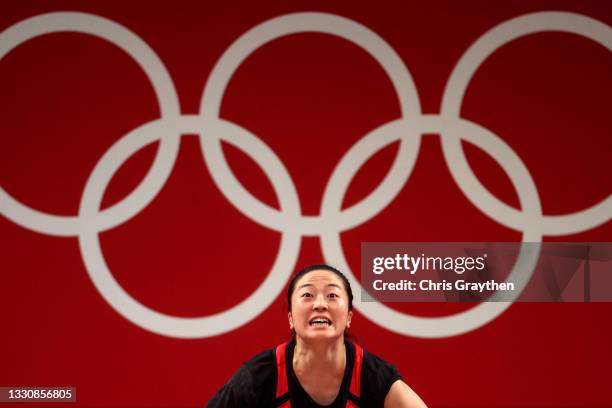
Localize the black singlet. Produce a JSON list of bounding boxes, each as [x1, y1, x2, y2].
[[206, 339, 401, 407]]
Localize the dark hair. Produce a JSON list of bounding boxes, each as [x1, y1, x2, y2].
[[287, 264, 353, 312]]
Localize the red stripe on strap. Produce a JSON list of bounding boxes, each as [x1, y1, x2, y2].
[[346, 401, 359, 408], [275, 343, 289, 398], [349, 343, 364, 398]]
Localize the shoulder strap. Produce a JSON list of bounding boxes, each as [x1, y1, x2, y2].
[[274, 343, 291, 407], [346, 342, 364, 407], [349, 342, 364, 397]]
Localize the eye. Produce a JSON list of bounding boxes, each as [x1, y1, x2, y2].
[[328, 293, 339, 299], [301, 292, 312, 298]]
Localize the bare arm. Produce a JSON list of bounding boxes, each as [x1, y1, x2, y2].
[[384, 379, 428, 408]]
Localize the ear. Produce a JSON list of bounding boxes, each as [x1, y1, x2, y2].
[[288, 312, 294, 330], [346, 310, 353, 328]]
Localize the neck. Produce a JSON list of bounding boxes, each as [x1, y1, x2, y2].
[[293, 336, 346, 377]]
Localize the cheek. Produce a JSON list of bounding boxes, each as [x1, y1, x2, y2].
[[292, 303, 309, 323], [332, 303, 349, 318], [335, 298, 349, 311]]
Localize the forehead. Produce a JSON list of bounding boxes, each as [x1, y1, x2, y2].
[[295, 270, 345, 290]]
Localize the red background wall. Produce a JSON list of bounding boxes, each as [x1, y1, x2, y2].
[[1, 1, 610, 406]]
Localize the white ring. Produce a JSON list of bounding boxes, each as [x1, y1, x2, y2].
[[322, 116, 543, 338], [0, 12, 180, 236], [200, 12, 422, 233], [78, 116, 302, 338], [441, 11, 612, 235]]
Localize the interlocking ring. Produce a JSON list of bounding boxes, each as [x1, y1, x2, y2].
[[1, 11, 610, 338], [0, 12, 180, 236]]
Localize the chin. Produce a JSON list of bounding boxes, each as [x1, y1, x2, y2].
[[301, 330, 343, 340]]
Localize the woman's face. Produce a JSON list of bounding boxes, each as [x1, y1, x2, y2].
[[288, 269, 352, 341]]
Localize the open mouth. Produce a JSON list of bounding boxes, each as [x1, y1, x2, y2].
[[309, 318, 332, 327]]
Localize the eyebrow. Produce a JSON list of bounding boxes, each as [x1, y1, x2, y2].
[[297, 283, 342, 290]]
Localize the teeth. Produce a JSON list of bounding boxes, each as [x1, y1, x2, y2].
[[309, 319, 331, 325]]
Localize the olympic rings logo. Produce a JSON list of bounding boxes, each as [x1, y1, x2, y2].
[[1, 11, 610, 339]]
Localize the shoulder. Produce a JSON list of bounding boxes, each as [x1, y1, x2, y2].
[[358, 348, 427, 408], [206, 348, 276, 408], [224, 347, 276, 390], [359, 347, 402, 407], [361, 348, 401, 386], [241, 347, 276, 379], [384, 380, 428, 408]]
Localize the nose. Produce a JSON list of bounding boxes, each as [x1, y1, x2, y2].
[[312, 294, 328, 311]]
